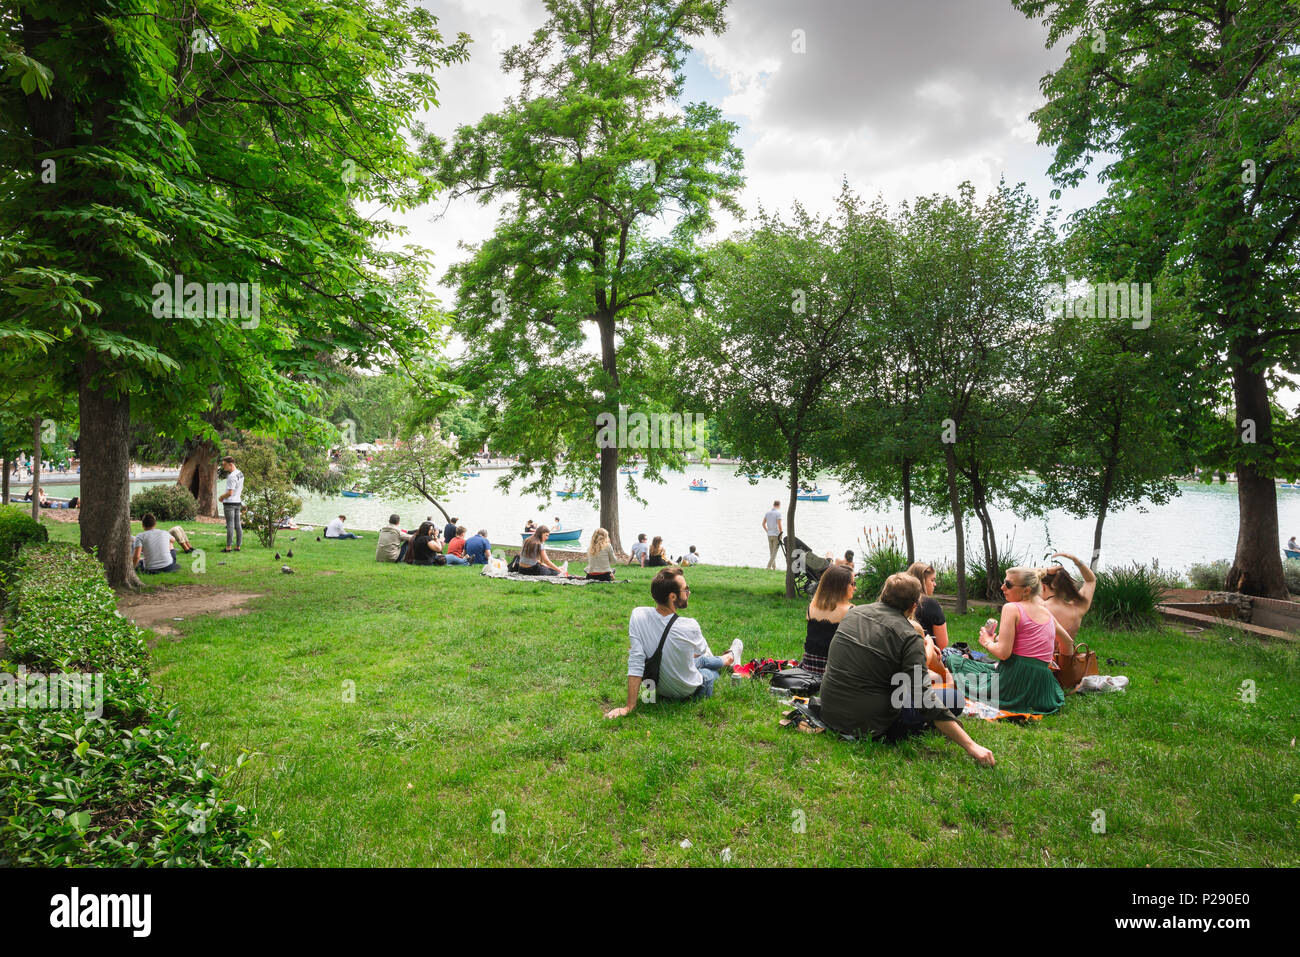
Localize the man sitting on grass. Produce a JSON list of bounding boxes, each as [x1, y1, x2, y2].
[[132, 513, 180, 574], [376, 514, 412, 562], [605, 567, 743, 719], [465, 529, 492, 564], [325, 514, 360, 540], [818, 572, 995, 767]]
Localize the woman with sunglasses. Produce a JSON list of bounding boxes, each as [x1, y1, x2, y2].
[[946, 566, 1075, 714]]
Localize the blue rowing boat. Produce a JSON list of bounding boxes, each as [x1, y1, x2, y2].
[[1286, 548, 1300, 560], [688, 483, 708, 491], [797, 492, 830, 501], [555, 490, 580, 499], [522, 528, 582, 543], [461, 471, 480, 477], [340, 489, 370, 498]]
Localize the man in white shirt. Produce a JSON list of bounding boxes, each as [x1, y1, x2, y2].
[[325, 514, 360, 539], [605, 567, 742, 718], [132, 513, 179, 574], [628, 533, 649, 566], [376, 514, 412, 561], [681, 546, 702, 566], [762, 500, 783, 569], [218, 455, 244, 552]]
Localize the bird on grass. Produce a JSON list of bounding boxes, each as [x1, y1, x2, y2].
[[287, 549, 293, 558], [281, 565, 294, 574], [275, 552, 281, 560]]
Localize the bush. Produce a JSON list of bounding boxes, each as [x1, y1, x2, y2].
[[967, 539, 1031, 602], [1088, 562, 1167, 630], [0, 505, 48, 598], [129, 483, 198, 522], [1284, 559, 1300, 596], [0, 544, 271, 867], [855, 526, 908, 600], [1187, 559, 1231, 591], [931, 559, 959, 595]]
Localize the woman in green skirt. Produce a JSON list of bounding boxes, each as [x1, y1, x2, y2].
[[947, 566, 1074, 715]]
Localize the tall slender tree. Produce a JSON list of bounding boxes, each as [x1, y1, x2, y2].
[[423, 0, 743, 556]]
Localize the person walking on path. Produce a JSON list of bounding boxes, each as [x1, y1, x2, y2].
[[762, 500, 783, 569], [218, 455, 244, 552]]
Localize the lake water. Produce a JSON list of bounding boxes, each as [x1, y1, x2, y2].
[[291, 466, 1300, 573]]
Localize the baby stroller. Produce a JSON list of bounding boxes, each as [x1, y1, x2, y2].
[[778, 535, 830, 597]]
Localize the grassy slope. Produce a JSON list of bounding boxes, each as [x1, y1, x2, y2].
[[47, 521, 1300, 866]]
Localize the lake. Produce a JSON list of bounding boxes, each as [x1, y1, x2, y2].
[[290, 466, 1300, 573]]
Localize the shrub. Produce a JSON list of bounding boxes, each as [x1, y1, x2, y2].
[[1088, 562, 1167, 630], [0, 544, 271, 867], [1187, 559, 1231, 591], [967, 539, 1031, 602], [129, 483, 198, 522], [1284, 559, 1300, 596], [855, 526, 908, 600], [931, 559, 959, 595], [0, 505, 48, 597]]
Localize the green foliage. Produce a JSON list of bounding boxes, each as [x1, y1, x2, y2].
[[1088, 563, 1168, 631], [226, 435, 301, 549], [1187, 559, 1232, 591], [129, 484, 198, 522], [966, 540, 1032, 602], [1283, 560, 1300, 596], [0, 545, 269, 865], [0, 504, 48, 592], [363, 430, 464, 524], [854, 526, 908, 601]]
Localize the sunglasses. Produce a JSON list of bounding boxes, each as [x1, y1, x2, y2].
[[1001, 579, 1016, 590]]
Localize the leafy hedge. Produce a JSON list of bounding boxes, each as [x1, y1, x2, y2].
[[1088, 562, 1167, 630], [0, 506, 48, 598], [129, 484, 198, 522], [0, 545, 271, 866]]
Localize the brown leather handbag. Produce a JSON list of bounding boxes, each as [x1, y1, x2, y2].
[[1054, 642, 1099, 692]]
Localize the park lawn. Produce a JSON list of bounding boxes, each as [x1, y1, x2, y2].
[[45, 521, 1300, 867]]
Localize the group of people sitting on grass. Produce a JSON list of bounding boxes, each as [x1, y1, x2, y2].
[[606, 552, 1097, 767], [626, 532, 702, 567], [374, 514, 493, 567], [131, 513, 195, 574]]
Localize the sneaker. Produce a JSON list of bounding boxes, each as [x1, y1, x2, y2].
[[561, 561, 569, 575], [729, 639, 743, 667]]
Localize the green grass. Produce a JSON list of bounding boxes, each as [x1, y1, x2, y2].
[[43, 520, 1300, 866]]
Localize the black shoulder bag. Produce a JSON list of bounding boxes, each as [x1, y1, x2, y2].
[[641, 613, 679, 685]]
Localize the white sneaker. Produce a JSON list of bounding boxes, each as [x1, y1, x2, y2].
[[560, 561, 569, 576], [729, 639, 743, 667]]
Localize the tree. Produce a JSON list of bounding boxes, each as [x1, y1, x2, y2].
[[226, 435, 301, 550], [1, 0, 468, 586], [1011, 0, 1300, 597], [891, 182, 1060, 613], [363, 431, 466, 525], [686, 192, 879, 597], [423, 0, 743, 556]]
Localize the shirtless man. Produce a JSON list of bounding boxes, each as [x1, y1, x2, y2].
[[1039, 551, 1097, 638]]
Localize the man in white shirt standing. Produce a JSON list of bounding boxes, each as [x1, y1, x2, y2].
[[762, 500, 783, 570], [218, 455, 244, 552], [605, 567, 742, 718]]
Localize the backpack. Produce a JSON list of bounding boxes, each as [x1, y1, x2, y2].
[[507, 554, 520, 573], [641, 613, 679, 686], [769, 667, 822, 696]]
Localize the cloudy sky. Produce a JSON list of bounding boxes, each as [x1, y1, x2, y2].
[[402, 0, 1105, 298]]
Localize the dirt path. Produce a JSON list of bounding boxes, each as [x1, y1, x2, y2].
[[116, 585, 263, 637]]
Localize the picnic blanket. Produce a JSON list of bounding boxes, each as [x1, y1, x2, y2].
[[775, 683, 1042, 737], [480, 568, 630, 585]]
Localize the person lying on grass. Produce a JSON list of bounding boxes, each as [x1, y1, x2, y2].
[[605, 567, 743, 719], [818, 573, 995, 766]]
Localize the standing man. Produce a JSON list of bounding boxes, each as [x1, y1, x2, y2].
[[762, 500, 783, 570], [218, 455, 243, 553]]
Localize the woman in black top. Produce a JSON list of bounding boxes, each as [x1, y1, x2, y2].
[[646, 536, 669, 567], [802, 564, 855, 677], [404, 522, 442, 565], [905, 561, 949, 647]]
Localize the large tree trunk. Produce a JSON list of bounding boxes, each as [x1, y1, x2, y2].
[[176, 439, 219, 517], [596, 313, 624, 557], [2, 453, 8, 504], [901, 458, 915, 563], [1227, 356, 1287, 597], [78, 358, 139, 589], [30, 415, 42, 524], [785, 447, 800, 599], [944, 442, 967, 615]]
